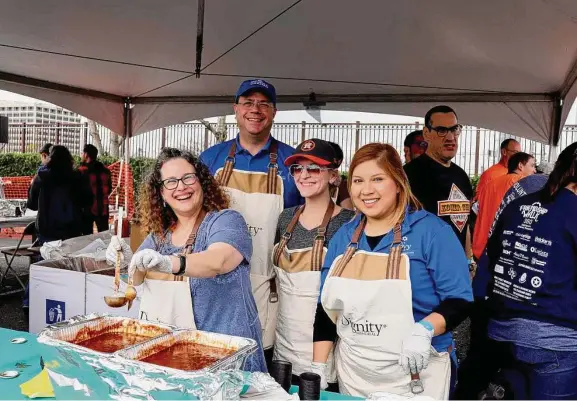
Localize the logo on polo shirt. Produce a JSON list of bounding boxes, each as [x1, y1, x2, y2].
[[437, 184, 471, 232]]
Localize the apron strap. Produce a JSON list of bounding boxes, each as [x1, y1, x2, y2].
[[171, 210, 206, 282], [331, 214, 366, 278], [218, 139, 279, 194], [385, 224, 403, 280], [272, 205, 305, 266], [218, 142, 237, 186], [272, 202, 335, 271], [331, 216, 404, 279], [266, 139, 279, 195], [311, 202, 335, 271]]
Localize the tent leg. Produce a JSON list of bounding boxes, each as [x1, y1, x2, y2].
[[123, 99, 132, 217], [547, 97, 563, 162]]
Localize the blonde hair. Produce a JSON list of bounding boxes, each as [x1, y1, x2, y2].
[[348, 143, 421, 224]]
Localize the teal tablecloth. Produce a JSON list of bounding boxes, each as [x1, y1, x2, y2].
[[289, 385, 362, 400], [0, 329, 197, 400], [0, 328, 353, 400]]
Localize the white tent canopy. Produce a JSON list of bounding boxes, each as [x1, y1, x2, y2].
[[1, 0, 577, 146]]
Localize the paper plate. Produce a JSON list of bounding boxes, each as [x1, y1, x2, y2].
[[0, 370, 19, 379], [10, 337, 27, 344]]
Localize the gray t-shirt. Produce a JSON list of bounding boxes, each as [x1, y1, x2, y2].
[[274, 206, 356, 250]]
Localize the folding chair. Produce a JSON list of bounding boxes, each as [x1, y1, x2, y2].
[[0, 221, 41, 295]]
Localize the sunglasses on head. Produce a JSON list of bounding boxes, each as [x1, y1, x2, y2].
[[289, 164, 331, 177]]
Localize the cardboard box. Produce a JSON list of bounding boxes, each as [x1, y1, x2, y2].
[[29, 257, 141, 334]]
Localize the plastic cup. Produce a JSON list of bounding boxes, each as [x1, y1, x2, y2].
[[269, 360, 292, 392], [299, 372, 321, 400]]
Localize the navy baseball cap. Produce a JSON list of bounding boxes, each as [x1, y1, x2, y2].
[[235, 79, 276, 105]]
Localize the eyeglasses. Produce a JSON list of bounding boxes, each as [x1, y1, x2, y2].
[[426, 124, 463, 137], [160, 173, 198, 190], [505, 148, 519, 155], [289, 164, 331, 177], [238, 100, 275, 111]]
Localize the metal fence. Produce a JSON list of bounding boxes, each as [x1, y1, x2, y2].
[[2, 121, 577, 177]]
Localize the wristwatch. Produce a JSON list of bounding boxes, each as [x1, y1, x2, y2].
[[174, 255, 186, 276]]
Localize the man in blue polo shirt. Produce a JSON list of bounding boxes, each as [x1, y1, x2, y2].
[[200, 79, 301, 366]]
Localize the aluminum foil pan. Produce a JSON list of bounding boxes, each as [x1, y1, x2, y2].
[[116, 329, 257, 374], [38, 315, 174, 357]]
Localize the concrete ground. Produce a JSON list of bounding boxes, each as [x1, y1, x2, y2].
[[0, 238, 31, 332]]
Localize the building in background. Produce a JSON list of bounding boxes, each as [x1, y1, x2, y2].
[[0, 101, 81, 125]]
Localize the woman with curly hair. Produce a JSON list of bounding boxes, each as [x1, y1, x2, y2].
[[106, 147, 266, 372]]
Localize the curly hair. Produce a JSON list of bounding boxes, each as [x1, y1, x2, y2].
[[138, 148, 230, 236]]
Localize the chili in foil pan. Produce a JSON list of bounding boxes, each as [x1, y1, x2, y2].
[[116, 329, 257, 374], [38, 314, 174, 357]]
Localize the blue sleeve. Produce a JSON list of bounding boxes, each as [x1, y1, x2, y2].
[[425, 225, 473, 302], [318, 235, 342, 304], [137, 234, 158, 252], [206, 210, 252, 263], [199, 149, 213, 171]]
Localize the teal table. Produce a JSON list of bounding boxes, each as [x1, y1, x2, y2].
[[289, 385, 363, 400], [0, 328, 108, 399], [0, 328, 359, 400], [0, 329, 197, 400]]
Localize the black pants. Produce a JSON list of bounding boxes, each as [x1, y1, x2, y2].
[[83, 215, 109, 235], [453, 298, 504, 400]]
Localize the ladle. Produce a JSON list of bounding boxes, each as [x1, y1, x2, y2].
[[103, 247, 128, 308], [104, 207, 129, 308]]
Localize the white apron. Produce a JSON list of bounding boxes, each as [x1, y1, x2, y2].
[[138, 213, 206, 329], [322, 218, 451, 399], [272, 203, 337, 380], [216, 141, 284, 349]]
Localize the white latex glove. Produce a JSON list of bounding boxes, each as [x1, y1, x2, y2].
[[129, 249, 173, 274], [105, 236, 133, 269], [310, 362, 328, 390], [398, 322, 434, 375]]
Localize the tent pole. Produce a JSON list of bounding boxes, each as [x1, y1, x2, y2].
[[195, 0, 205, 78], [548, 96, 562, 161], [123, 98, 132, 218]]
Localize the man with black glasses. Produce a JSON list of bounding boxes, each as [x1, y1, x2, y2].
[[404, 105, 473, 253], [404, 105, 474, 399]]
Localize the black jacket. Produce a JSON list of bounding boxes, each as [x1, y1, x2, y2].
[[27, 167, 93, 241]]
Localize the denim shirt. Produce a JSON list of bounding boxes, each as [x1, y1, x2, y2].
[[138, 209, 267, 372]]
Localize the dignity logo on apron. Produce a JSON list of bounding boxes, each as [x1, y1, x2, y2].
[[272, 203, 337, 380], [216, 140, 284, 349], [322, 217, 451, 399]]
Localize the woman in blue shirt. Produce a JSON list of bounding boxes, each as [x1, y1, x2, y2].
[[485, 142, 577, 400], [311, 143, 472, 398], [106, 148, 266, 372]]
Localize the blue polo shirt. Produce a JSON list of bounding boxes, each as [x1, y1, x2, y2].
[[200, 135, 302, 208], [318, 209, 473, 352]]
